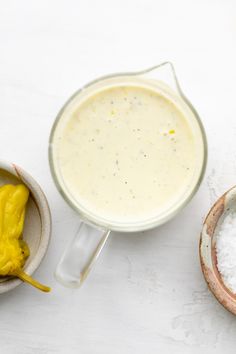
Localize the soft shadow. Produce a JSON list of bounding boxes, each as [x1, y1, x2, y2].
[[107, 211, 183, 251]]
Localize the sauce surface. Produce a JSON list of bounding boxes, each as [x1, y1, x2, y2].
[[54, 85, 199, 223]]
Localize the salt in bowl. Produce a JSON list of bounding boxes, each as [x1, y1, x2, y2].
[[200, 185, 236, 315]]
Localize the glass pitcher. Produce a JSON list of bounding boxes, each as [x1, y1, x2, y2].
[[49, 62, 207, 288]]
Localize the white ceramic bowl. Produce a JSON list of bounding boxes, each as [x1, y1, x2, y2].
[[0, 161, 51, 294]]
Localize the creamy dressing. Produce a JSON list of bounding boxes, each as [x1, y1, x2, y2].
[[53, 83, 202, 224]]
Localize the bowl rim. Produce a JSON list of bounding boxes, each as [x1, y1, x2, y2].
[[199, 185, 236, 315], [0, 160, 51, 294]]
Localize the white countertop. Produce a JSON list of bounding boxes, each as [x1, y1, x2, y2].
[[1, 1, 236, 353]]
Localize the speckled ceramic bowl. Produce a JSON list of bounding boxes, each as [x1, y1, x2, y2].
[[200, 186, 236, 315], [0, 161, 51, 294]]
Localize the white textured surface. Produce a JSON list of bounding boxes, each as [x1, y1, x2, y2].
[[0, 1, 236, 353]]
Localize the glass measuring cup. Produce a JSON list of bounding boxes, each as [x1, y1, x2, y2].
[[49, 62, 207, 288]]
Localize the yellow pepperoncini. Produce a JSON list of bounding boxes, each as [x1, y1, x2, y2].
[[0, 184, 50, 292]]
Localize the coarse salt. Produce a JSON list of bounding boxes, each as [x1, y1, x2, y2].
[[216, 212, 236, 293]]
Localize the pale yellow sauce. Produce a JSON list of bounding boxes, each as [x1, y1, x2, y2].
[[54, 85, 201, 224]]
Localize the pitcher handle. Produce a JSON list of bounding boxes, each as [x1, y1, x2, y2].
[[55, 222, 110, 288]]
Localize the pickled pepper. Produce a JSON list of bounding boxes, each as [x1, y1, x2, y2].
[[0, 184, 50, 292]]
